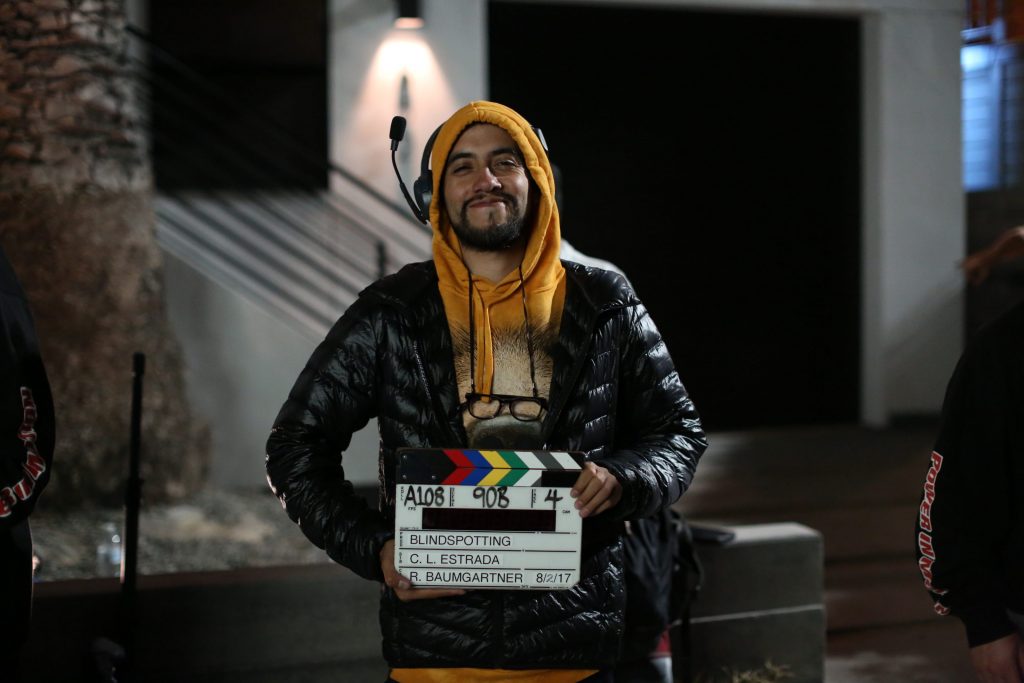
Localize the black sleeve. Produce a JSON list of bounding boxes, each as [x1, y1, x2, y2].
[[0, 291, 55, 528], [265, 298, 391, 581], [915, 321, 1018, 647], [593, 302, 707, 520]]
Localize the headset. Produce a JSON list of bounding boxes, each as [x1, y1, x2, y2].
[[389, 115, 548, 226]]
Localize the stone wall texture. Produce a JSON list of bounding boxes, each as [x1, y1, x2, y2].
[[0, 0, 210, 507], [0, 0, 148, 194]]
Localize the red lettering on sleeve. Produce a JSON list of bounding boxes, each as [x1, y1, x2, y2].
[[917, 451, 948, 600], [1, 388, 46, 518], [12, 478, 33, 501], [1, 487, 16, 509], [22, 451, 46, 480], [918, 532, 935, 560]]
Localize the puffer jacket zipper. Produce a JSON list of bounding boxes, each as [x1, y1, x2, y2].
[[412, 339, 434, 407]]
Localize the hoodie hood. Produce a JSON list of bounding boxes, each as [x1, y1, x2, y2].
[[429, 101, 566, 416], [429, 101, 562, 283]]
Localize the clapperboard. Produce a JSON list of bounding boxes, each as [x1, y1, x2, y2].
[[394, 448, 584, 590]]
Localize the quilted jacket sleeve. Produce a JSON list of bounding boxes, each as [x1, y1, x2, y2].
[[594, 302, 706, 520], [266, 298, 391, 581]]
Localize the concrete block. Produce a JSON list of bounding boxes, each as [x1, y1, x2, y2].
[[692, 522, 823, 617], [27, 564, 386, 682], [691, 605, 825, 683], [683, 522, 825, 683]]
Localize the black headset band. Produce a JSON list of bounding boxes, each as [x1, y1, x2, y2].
[[420, 124, 443, 179]]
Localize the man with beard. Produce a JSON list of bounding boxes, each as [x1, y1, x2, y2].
[[267, 101, 706, 682]]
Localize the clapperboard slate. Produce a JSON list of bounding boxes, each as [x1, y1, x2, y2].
[[394, 448, 584, 590]]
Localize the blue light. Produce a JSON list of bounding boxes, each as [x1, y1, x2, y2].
[[961, 45, 992, 72]]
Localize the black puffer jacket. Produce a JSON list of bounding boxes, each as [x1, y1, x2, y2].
[[266, 260, 706, 669]]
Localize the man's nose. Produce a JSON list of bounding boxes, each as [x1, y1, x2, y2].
[[472, 167, 501, 193]]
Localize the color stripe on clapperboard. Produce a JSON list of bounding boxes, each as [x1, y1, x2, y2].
[[441, 449, 580, 487]]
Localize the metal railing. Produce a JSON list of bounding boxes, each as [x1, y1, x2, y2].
[[126, 25, 431, 338]]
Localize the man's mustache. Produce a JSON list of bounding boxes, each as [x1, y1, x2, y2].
[[462, 192, 518, 214]]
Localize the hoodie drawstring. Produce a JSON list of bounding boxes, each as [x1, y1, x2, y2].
[[466, 267, 540, 401]]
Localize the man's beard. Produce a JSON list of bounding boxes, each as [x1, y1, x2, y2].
[[450, 194, 527, 251]]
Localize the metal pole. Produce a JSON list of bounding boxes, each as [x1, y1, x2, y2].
[[123, 352, 144, 594], [120, 351, 145, 678]]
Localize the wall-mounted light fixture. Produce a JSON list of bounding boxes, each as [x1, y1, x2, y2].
[[395, 0, 424, 30]]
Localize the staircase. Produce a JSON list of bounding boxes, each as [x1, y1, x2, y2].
[[127, 24, 431, 339]]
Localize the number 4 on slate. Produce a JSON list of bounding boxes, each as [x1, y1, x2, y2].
[[545, 489, 563, 509]]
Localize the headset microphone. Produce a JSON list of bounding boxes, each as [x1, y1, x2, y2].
[[389, 116, 406, 152], [389, 115, 428, 224]]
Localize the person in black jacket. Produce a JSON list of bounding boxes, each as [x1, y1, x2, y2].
[[0, 243, 55, 677], [915, 300, 1024, 683], [267, 101, 705, 681]]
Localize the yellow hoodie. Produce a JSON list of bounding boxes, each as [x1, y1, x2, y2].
[[430, 101, 566, 441], [390, 103, 594, 682]]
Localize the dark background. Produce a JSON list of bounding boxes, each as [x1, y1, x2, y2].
[[489, 2, 861, 429], [148, 0, 328, 189]]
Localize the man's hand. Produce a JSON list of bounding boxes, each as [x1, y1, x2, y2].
[[962, 248, 996, 287], [962, 226, 1024, 286], [969, 633, 1024, 683], [570, 462, 622, 518], [380, 539, 466, 602]]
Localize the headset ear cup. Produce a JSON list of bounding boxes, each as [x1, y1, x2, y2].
[[415, 124, 443, 223], [413, 174, 432, 221]]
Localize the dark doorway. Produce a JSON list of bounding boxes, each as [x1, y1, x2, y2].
[[147, 0, 328, 190], [489, 2, 861, 429]]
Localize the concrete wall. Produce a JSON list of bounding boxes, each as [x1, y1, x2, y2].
[[162, 252, 381, 490], [26, 565, 388, 682], [860, 7, 964, 422], [328, 0, 487, 201]]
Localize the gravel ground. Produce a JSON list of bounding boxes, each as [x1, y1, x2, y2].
[[29, 486, 334, 581]]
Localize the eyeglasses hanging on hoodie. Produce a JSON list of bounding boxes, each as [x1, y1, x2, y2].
[[455, 265, 548, 426]]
